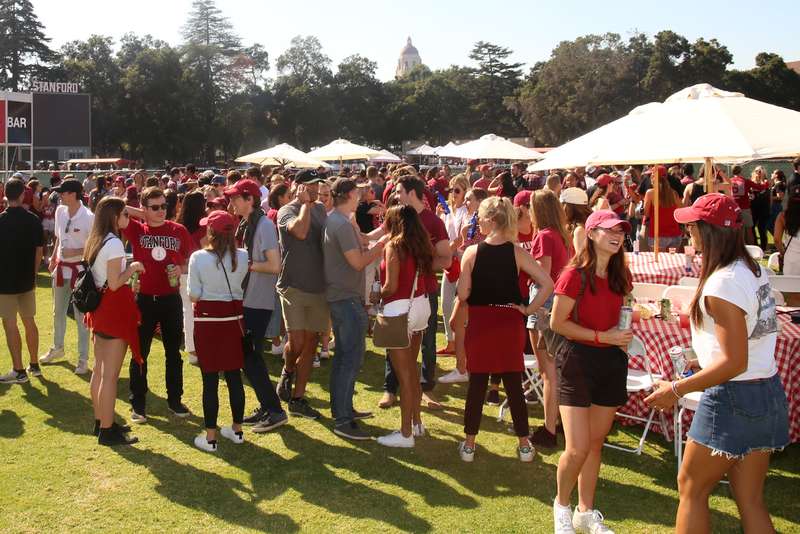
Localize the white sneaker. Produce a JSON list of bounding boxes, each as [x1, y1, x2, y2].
[[439, 369, 469, 384], [554, 499, 576, 534], [312, 353, 321, 368], [39, 347, 64, 364], [271, 341, 285, 355], [377, 430, 415, 448], [220, 426, 244, 444], [572, 509, 614, 534], [130, 410, 147, 424], [74, 361, 90, 375], [458, 441, 475, 462], [27, 365, 42, 377], [194, 434, 217, 452], [0, 369, 29, 384], [188, 354, 199, 366], [412, 422, 426, 437], [319, 349, 330, 360], [518, 443, 535, 462]]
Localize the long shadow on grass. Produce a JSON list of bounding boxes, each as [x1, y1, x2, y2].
[[223, 426, 476, 532], [22, 376, 95, 435], [114, 446, 299, 533], [0, 409, 24, 438]]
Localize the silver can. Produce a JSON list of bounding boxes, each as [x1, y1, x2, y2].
[[668, 346, 686, 379], [617, 306, 633, 330]]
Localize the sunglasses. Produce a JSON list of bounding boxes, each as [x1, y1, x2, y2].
[[453, 188, 463, 194], [147, 203, 167, 211]]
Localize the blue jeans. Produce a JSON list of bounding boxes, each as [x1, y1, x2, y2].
[[384, 291, 438, 394], [329, 298, 368, 426], [52, 278, 89, 363]]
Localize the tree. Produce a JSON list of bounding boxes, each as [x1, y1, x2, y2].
[[275, 35, 332, 86], [468, 41, 524, 136], [0, 0, 56, 90], [333, 54, 388, 144]]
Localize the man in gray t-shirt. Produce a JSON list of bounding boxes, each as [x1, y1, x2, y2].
[[274, 169, 330, 419], [245, 217, 279, 310], [324, 178, 385, 440]]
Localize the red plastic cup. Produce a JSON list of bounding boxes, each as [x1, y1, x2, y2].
[[632, 309, 641, 323], [679, 312, 690, 329]]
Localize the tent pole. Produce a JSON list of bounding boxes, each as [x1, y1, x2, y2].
[[704, 157, 714, 194], [653, 165, 660, 262]]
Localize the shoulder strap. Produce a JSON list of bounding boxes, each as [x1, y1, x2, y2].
[[87, 236, 114, 268]]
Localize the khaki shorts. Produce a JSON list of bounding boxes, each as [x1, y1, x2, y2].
[[279, 287, 330, 333], [0, 290, 36, 319]]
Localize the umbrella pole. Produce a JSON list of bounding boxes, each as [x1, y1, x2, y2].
[[704, 157, 714, 194], [654, 167, 660, 262]]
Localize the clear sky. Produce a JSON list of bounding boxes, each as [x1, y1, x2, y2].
[[32, 0, 800, 81]]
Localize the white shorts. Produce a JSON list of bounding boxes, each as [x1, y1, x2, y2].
[[382, 295, 431, 333]]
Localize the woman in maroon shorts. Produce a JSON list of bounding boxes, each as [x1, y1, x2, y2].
[[550, 209, 633, 534], [83, 197, 145, 446], [452, 196, 553, 462]]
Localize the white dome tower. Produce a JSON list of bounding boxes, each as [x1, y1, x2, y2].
[[396, 37, 422, 78]]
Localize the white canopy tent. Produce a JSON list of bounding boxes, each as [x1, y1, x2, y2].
[[437, 133, 544, 160], [406, 143, 437, 156], [307, 139, 383, 161], [235, 143, 329, 168], [434, 142, 457, 155], [531, 83, 800, 258], [369, 149, 402, 163]]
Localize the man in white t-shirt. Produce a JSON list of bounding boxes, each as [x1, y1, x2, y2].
[[40, 179, 95, 374]]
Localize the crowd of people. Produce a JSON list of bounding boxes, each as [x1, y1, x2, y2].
[[0, 155, 796, 534]]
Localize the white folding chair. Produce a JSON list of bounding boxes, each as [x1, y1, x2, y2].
[[674, 390, 703, 466], [497, 353, 543, 422], [632, 283, 669, 301], [604, 336, 672, 455], [767, 252, 781, 273], [768, 274, 800, 293], [772, 289, 786, 306], [661, 285, 696, 309], [678, 277, 699, 287], [746, 245, 764, 260]]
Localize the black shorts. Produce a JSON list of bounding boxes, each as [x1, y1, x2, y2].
[[556, 341, 628, 408], [94, 330, 116, 340]]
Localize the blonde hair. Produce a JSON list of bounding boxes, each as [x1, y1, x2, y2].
[[478, 196, 517, 241], [448, 174, 470, 204]]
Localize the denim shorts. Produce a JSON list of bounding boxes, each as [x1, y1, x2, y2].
[[688, 373, 790, 459]]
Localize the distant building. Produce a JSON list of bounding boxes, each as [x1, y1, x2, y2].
[[787, 60, 800, 75], [396, 37, 423, 78]]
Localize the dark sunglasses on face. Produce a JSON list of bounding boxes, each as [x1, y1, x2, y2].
[[453, 188, 463, 194], [147, 203, 167, 211]]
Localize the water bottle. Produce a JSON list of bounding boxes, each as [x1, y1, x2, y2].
[[436, 192, 450, 215], [467, 213, 478, 239]]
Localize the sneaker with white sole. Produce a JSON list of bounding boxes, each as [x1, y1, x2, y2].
[[572, 509, 614, 534], [253, 411, 289, 433], [0, 369, 29, 384], [74, 361, 90, 375], [312, 353, 321, 368], [412, 422, 426, 437], [458, 441, 475, 462], [39, 347, 64, 364], [130, 410, 147, 424], [377, 430, 415, 448], [271, 341, 285, 355], [194, 435, 217, 452], [518, 443, 535, 462], [188, 354, 199, 366], [220, 426, 244, 444], [319, 349, 330, 360], [439, 369, 469, 384], [27, 364, 42, 377], [554, 499, 576, 534]]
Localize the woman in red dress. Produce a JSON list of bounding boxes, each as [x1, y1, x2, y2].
[[83, 197, 144, 446]]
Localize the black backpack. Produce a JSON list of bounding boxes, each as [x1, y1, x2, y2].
[[71, 237, 113, 313]]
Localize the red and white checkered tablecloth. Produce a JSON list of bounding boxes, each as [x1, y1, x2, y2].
[[627, 252, 701, 286], [624, 310, 800, 443]]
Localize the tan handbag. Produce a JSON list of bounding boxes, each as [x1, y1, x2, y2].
[[373, 269, 419, 349]]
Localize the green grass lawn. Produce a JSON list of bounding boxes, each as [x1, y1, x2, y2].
[[0, 272, 798, 533]]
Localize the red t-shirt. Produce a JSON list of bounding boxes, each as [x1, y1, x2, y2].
[[731, 175, 768, 210], [531, 228, 569, 281], [417, 208, 448, 294], [517, 230, 534, 297], [267, 208, 279, 226], [123, 218, 193, 296], [472, 177, 490, 190], [554, 266, 630, 346], [380, 250, 426, 304]]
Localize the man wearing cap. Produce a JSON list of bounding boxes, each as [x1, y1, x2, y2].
[[0, 179, 44, 384], [124, 187, 194, 422], [276, 169, 329, 419], [472, 165, 493, 190], [324, 178, 386, 440], [224, 179, 289, 432], [39, 179, 94, 374]]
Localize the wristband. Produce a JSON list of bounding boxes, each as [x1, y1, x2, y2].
[[670, 381, 682, 400]]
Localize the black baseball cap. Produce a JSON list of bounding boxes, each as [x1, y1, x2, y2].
[[53, 179, 83, 195], [295, 169, 326, 184]]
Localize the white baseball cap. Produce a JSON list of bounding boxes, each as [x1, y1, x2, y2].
[[560, 187, 589, 206]]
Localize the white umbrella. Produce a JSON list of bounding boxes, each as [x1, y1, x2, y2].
[[531, 83, 800, 171], [307, 139, 382, 161], [235, 143, 329, 168], [369, 149, 402, 163], [434, 142, 457, 155], [437, 133, 544, 160], [406, 143, 437, 156]]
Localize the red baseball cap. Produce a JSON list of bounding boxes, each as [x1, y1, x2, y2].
[[513, 190, 532, 208], [199, 210, 238, 233], [480, 163, 493, 172], [585, 210, 632, 233], [674, 193, 742, 229], [223, 179, 261, 199], [467, 159, 478, 166], [596, 173, 613, 187]]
